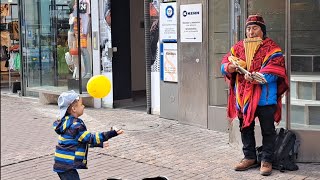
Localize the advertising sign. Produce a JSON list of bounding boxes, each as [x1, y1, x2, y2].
[[159, 2, 177, 42], [161, 43, 178, 82], [180, 3, 202, 42]]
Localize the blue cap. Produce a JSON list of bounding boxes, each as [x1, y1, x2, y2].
[[58, 90, 80, 119]]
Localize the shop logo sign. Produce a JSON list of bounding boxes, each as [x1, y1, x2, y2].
[[165, 5, 174, 18], [182, 10, 200, 17]]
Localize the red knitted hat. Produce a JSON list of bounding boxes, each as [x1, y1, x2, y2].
[[246, 14, 266, 37]]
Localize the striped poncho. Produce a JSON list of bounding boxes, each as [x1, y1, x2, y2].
[[221, 37, 288, 128]]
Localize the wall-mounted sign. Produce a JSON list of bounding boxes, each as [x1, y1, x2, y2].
[[180, 3, 202, 42], [161, 43, 178, 82], [159, 2, 177, 42]]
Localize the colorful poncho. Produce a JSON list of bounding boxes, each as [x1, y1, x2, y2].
[[221, 38, 289, 128]]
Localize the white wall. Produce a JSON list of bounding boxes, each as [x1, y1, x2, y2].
[[130, 0, 146, 91]]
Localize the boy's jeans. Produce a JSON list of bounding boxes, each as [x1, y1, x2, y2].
[[57, 169, 80, 180], [239, 105, 277, 163]]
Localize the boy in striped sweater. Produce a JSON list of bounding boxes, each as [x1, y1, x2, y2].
[[53, 90, 124, 180]]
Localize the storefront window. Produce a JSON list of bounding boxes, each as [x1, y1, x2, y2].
[[21, 0, 92, 94], [290, 0, 320, 130]]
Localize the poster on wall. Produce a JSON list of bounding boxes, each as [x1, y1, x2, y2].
[[180, 3, 202, 42], [161, 43, 178, 82], [150, 0, 160, 72], [159, 2, 177, 42]]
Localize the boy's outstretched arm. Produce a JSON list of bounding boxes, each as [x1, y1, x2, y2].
[[73, 123, 123, 147]]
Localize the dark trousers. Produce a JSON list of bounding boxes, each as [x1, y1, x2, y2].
[[239, 105, 276, 163], [57, 169, 80, 180]]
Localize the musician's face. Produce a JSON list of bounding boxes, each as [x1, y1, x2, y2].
[[246, 24, 263, 39]]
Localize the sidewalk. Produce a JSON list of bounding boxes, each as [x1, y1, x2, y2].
[[1, 91, 319, 180]]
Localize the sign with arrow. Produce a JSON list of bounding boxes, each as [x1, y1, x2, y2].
[[180, 3, 202, 42]]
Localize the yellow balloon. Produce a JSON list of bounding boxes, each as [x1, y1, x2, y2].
[[86, 75, 112, 98]]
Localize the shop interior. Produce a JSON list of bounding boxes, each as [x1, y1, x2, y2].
[[0, 2, 21, 93]]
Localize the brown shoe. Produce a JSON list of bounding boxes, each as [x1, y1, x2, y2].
[[260, 161, 272, 176], [234, 159, 258, 171]]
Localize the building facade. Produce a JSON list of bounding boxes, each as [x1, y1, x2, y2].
[[169, 0, 320, 162]]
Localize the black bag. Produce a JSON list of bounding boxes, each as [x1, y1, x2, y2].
[[257, 128, 299, 172]]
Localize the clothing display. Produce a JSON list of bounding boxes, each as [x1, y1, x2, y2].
[[1, 3, 21, 89], [68, 0, 91, 78], [72, 0, 90, 35]]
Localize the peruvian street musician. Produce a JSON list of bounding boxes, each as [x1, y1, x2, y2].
[[220, 14, 288, 176]]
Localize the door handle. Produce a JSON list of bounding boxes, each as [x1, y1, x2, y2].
[[107, 47, 117, 58]]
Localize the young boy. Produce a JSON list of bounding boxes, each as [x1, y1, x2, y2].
[[53, 90, 124, 180]]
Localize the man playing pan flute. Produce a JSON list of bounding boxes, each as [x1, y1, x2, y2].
[[220, 14, 288, 176]]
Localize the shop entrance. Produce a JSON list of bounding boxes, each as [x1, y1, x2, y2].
[[100, 0, 146, 110]]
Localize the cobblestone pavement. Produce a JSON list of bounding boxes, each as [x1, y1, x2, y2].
[[1, 92, 320, 180]]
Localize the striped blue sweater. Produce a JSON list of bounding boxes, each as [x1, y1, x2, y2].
[[53, 115, 118, 172]]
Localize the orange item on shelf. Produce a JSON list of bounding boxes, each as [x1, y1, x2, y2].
[[69, 48, 78, 56]]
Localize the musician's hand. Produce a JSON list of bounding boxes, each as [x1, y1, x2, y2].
[[244, 73, 254, 82], [227, 63, 238, 73]]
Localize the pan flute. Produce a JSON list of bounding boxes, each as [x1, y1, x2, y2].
[[244, 37, 263, 70]]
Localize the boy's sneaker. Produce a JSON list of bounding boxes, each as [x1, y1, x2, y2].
[[260, 161, 272, 176], [234, 159, 258, 171]]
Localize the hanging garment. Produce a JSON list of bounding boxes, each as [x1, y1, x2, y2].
[[0, 23, 8, 31], [0, 46, 9, 61], [8, 52, 16, 70], [72, 0, 90, 35], [13, 53, 20, 71], [1, 31, 11, 47], [8, 21, 19, 40], [0, 4, 10, 17]]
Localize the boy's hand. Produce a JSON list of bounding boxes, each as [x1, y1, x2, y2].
[[103, 141, 109, 149], [111, 126, 124, 135], [116, 129, 124, 135]]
